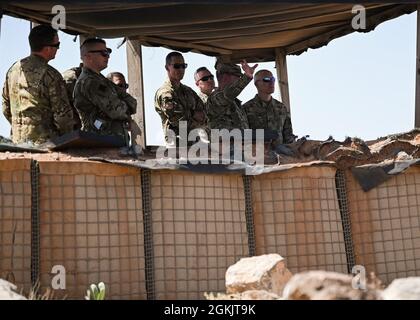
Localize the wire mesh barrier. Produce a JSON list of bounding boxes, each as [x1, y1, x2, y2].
[[345, 166, 420, 284], [2, 159, 420, 298], [37, 161, 146, 299], [252, 166, 348, 274], [0, 159, 32, 292], [149, 171, 249, 299]]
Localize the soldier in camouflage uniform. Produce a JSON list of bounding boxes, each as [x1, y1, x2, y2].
[[206, 60, 257, 130], [243, 69, 295, 151], [73, 38, 136, 144], [244, 70, 296, 157], [194, 67, 215, 104], [155, 52, 207, 145], [2, 25, 74, 145], [62, 63, 83, 129]]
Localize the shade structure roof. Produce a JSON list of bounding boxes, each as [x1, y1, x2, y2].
[[0, 1, 418, 61]]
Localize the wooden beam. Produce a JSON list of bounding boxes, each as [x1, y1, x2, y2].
[[136, 35, 232, 55], [415, 5, 420, 128], [4, 4, 94, 34], [126, 39, 146, 151], [275, 48, 291, 114]]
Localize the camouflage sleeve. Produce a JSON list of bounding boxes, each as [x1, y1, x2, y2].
[[116, 85, 137, 115], [83, 78, 130, 121], [221, 74, 252, 102], [282, 113, 295, 144], [191, 90, 207, 127], [154, 88, 182, 125], [2, 76, 11, 123], [62, 72, 76, 105], [44, 69, 74, 134], [207, 74, 251, 117], [243, 100, 256, 128]]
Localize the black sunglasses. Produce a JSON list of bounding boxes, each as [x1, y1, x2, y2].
[[88, 48, 112, 57], [47, 42, 60, 49], [260, 76, 276, 83], [199, 75, 214, 82], [171, 63, 188, 69]]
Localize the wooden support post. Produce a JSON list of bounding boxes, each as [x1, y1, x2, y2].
[[275, 48, 291, 114], [415, 5, 420, 128], [126, 39, 146, 150]]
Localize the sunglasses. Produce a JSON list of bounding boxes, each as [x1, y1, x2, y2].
[[171, 63, 188, 69], [47, 42, 60, 49], [199, 75, 214, 82], [259, 76, 276, 83], [118, 83, 129, 89], [88, 48, 112, 57]]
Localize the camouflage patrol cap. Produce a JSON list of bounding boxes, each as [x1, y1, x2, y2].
[[215, 59, 242, 77]]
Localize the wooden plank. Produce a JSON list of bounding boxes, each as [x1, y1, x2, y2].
[[275, 48, 291, 113], [136, 35, 232, 55], [4, 4, 93, 34], [126, 39, 146, 150], [415, 5, 420, 128]]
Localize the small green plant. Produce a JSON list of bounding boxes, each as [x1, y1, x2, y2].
[[85, 282, 106, 300]]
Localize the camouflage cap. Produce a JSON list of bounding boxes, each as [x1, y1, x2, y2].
[[215, 59, 242, 77]]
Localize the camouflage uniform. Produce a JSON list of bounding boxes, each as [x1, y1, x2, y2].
[[62, 64, 83, 129], [244, 94, 295, 144], [2, 54, 74, 144], [207, 73, 251, 130], [155, 78, 206, 142], [73, 67, 136, 140]]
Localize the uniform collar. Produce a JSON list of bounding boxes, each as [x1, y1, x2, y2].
[[30, 54, 48, 64], [255, 94, 272, 104]]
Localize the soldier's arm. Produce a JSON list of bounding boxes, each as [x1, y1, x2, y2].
[[192, 90, 206, 123], [116, 85, 137, 115], [2, 77, 11, 123], [243, 101, 254, 127], [222, 74, 252, 102], [154, 89, 180, 124], [44, 69, 74, 134], [84, 79, 130, 120], [282, 114, 295, 144]]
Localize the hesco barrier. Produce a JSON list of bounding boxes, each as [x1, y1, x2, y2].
[[345, 166, 420, 284], [252, 166, 348, 274], [1, 159, 420, 299], [0, 159, 32, 290]]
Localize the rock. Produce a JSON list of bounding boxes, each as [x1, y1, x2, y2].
[[382, 277, 420, 300], [282, 271, 381, 300], [225, 254, 292, 296], [0, 279, 26, 300], [205, 290, 280, 300], [240, 290, 281, 300]]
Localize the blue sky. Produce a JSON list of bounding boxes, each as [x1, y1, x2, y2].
[[0, 12, 416, 145]]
